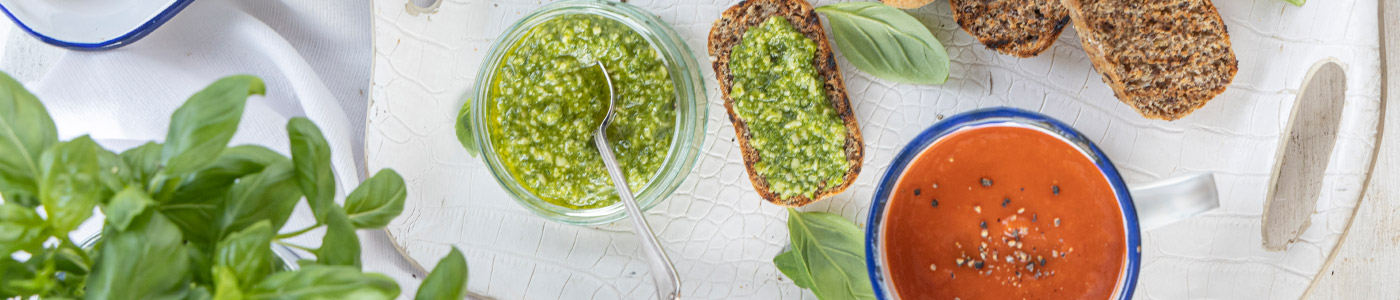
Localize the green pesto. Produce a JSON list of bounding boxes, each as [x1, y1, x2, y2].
[[729, 16, 848, 199], [488, 14, 675, 209]]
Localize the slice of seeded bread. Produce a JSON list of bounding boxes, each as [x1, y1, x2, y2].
[[1062, 0, 1239, 120], [950, 0, 1072, 57], [708, 0, 864, 207]]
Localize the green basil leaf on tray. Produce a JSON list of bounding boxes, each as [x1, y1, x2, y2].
[[215, 221, 276, 290], [318, 209, 361, 268], [86, 212, 192, 300], [0, 203, 46, 256], [454, 99, 479, 157], [780, 208, 875, 300], [119, 142, 163, 189], [816, 2, 950, 85], [0, 71, 58, 204], [246, 265, 400, 300], [287, 117, 337, 223], [161, 75, 265, 176], [344, 169, 406, 229], [105, 187, 154, 231], [773, 249, 815, 289], [414, 247, 469, 300], [39, 135, 104, 235], [173, 145, 286, 202], [217, 161, 303, 237], [212, 266, 244, 300]]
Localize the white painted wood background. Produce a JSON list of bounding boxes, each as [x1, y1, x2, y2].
[[367, 0, 1386, 299], [1305, 2, 1399, 299]]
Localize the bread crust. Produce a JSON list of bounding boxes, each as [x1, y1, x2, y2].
[[883, 0, 935, 9], [949, 0, 1072, 58], [1062, 0, 1239, 120], [708, 0, 864, 207]]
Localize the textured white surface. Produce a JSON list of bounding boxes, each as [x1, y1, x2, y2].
[[368, 0, 1382, 298]]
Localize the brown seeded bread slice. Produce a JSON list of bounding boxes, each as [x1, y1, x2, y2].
[[950, 0, 1072, 57], [708, 0, 864, 207], [1062, 0, 1239, 120]]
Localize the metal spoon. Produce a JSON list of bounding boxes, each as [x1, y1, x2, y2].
[[587, 61, 682, 300]]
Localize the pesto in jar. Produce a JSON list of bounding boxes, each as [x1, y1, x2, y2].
[[488, 14, 676, 209], [729, 16, 848, 199]]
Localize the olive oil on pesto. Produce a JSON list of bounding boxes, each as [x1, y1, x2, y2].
[[488, 14, 676, 209], [729, 16, 849, 199]]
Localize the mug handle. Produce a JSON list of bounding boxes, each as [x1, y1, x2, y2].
[[1129, 173, 1220, 231]]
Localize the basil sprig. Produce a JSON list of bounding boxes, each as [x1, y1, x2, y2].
[[816, 2, 950, 85], [0, 72, 469, 300]]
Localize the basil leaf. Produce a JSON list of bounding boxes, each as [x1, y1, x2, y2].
[[162, 197, 221, 247], [187, 242, 216, 284], [414, 247, 468, 300], [454, 99, 479, 157], [39, 135, 104, 235], [0, 256, 36, 298], [50, 243, 90, 276], [287, 118, 336, 223], [343, 170, 405, 229], [216, 221, 276, 290], [0, 71, 58, 204], [6, 258, 54, 296], [245, 265, 400, 300], [317, 209, 360, 268], [189, 285, 215, 300], [773, 249, 815, 290], [161, 75, 265, 176], [105, 187, 154, 231], [96, 148, 134, 195], [217, 161, 303, 237], [120, 142, 163, 189], [213, 266, 245, 300], [86, 212, 191, 300], [782, 208, 875, 300], [0, 203, 45, 256], [173, 145, 286, 202], [816, 2, 949, 85]]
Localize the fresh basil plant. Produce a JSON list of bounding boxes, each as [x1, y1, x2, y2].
[[0, 72, 468, 300]]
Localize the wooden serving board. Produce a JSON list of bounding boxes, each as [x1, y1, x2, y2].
[[367, 0, 1383, 298]]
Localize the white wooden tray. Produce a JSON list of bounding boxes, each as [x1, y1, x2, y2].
[[368, 0, 1382, 298]]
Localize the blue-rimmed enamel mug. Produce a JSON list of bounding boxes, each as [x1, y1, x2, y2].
[[865, 107, 1219, 299]]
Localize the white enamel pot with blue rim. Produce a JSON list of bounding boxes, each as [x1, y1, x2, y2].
[[0, 0, 193, 50], [865, 107, 1220, 299]]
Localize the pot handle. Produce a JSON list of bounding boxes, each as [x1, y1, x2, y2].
[[1129, 173, 1219, 231]]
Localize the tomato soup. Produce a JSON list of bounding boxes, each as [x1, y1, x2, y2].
[[881, 125, 1127, 299]]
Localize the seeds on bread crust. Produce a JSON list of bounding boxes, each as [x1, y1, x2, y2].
[[1063, 0, 1239, 120], [949, 0, 1072, 57]]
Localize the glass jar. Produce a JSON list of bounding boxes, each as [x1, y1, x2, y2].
[[469, 0, 707, 225]]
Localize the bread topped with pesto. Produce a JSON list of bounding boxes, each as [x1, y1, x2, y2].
[[708, 0, 864, 207]]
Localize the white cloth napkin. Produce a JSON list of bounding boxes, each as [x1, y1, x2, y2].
[[19, 0, 430, 297]]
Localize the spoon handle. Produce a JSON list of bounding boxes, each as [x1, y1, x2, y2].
[[594, 131, 682, 300]]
